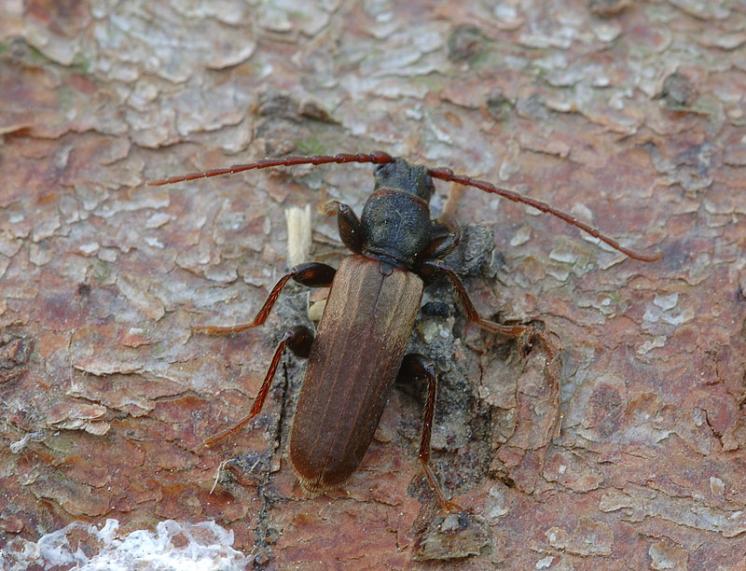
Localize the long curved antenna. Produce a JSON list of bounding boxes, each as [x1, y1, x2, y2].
[[147, 151, 661, 262], [426, 168, 662, 262], [148, 152, 394, 186]]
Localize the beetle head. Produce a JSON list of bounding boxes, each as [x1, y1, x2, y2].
[[374, 159, 434, 201]]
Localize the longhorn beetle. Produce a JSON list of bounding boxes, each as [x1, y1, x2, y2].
[[150, 151, 660, 510]]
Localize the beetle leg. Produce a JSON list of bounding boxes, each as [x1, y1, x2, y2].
[[398, 354, 461, 513], [193, 262, 336, 336], [420, 260, 527, 336], [200, 325, 314, 449], [425, 261, 560, 357], [421, 260, 562, 439], [324, 200, 363, 253], [419, 223, 460, 261]]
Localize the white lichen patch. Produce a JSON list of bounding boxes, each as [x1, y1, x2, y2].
[[485, 486, 510, 521], [570, 203, 594, 223], [600, 486, 746, 537], [146, 212, 172, 229], [545, 521, 613, 556], [144, 236, 164, 249], [0, 519, 249, 570], [510, 225, 532, 247], [416, 318, 454, 345], [204, 265, 239, 284], [643, 293, 694, 328], [648, 540, 687, 571], [637, 335, 667, 355], [98, 248, 119, 262], [549, 248, 579, 264], [9, 431, 47, 454], [593, 23, 622, 43], [576, 293, 618, 317], [79, 242, 100, 255], [653, 293, 679, 311], [94, 195, 170, 219], [710, 476, 725, 497], [29, 244, 54, 266], [546, 266, 571, 282], [31, 215, 61, 242], [117, 274, 166, 321], [0, 235, 23, 258]]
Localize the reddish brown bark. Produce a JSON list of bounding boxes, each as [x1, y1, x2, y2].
[[1, 1, 744, 569]]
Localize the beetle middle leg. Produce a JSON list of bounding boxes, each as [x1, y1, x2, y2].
[[192, 262, 335, 336], [423, 260, 557, 349], [422, 259, 562, 438], [398, 353, 461, 513], [201, 325, 314, 448]]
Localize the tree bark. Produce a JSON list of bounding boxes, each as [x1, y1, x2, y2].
[[1, 1, 744, 569]]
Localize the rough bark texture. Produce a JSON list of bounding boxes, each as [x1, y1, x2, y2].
[[1, 1, 745, 569]]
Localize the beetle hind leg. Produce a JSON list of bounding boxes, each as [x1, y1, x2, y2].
[[398, 354, 461, 513]]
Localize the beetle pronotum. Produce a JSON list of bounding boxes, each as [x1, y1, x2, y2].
[[150, 151, 660, 510]]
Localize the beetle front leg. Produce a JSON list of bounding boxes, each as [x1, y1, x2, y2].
[[200, 325, 314, 449], [193, 262, 335, 336], [398, 353, 461, 513], [420, 223, 460, 260], [324, 200, 363, 253]]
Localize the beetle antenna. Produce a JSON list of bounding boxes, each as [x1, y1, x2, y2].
[[148, 151, 661, 262], [148, 152, 394, 186], [427, 167, 662, 263]]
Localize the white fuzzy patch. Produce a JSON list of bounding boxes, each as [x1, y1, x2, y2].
[[0, 519, 249, 570]]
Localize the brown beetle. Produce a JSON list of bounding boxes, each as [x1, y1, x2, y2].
[[150, 152, 660, 509]]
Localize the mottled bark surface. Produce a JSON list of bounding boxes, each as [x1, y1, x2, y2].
[[1, 1, 745, 569]]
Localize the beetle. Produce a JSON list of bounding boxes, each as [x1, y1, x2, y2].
[[149, 151, 660, 510]]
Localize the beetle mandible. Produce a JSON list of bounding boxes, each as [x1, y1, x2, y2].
[[150, 151, 660, 510]]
